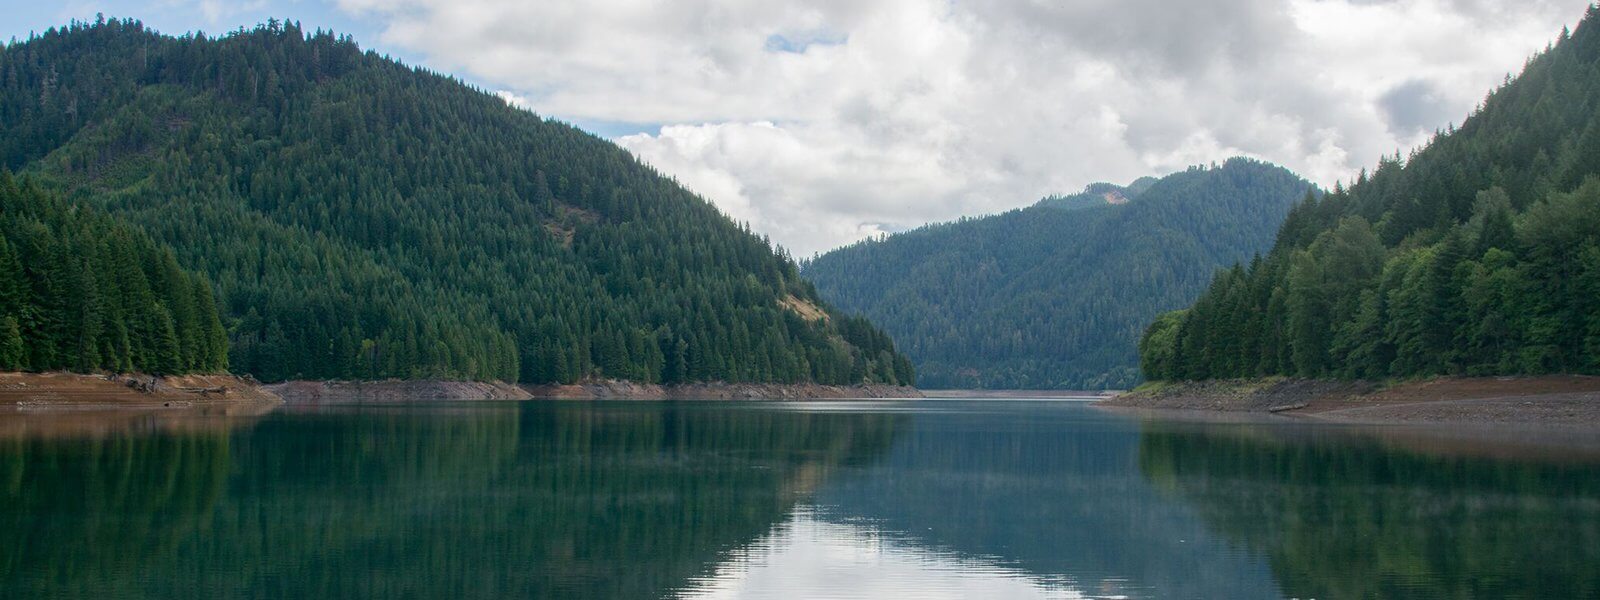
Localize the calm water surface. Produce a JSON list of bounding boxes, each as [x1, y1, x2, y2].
[[2, 399, 1597, 599]]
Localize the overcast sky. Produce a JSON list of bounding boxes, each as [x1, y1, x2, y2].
[[6, 1, 1593, 255]]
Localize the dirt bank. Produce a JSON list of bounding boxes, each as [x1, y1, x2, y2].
[[266, 379, 922, 403], [264, 379, 533, 403], [1102, 378, 1376, 412], [1102, 375, 1600, 428], [922, 389, 1118, 399], [522, 380, 923, 400], [0, 371, 281, 410]]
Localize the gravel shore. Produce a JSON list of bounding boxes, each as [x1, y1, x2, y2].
[[1103, 376, 1600, 429]]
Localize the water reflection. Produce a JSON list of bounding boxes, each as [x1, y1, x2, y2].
[[679, 509, 1086, 599], [2, 400, 1597, 599], [0, 402, 904, 599], [691, 401, 1600, 599], [801, 401, 1284, 599], [1136, 421, 1600, 599]]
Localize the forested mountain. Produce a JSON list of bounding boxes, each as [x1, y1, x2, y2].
[[0, 173, 226, 374], [804, 158, 1313, 389], [1141, 8, 1600, 382], [0, 18, 912, 386]]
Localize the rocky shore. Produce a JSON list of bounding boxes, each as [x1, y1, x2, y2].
[[264, 379, 533, 403], [265, 378, 922, 403], [521, 380, 922, 400], [1, 371, 282, 410], [2, 373, 921, 407], [1102, 375, 1600, 428], [1101, 378, 1375, 412]]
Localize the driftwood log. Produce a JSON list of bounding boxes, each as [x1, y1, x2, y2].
[[175, 386, 228, 395]]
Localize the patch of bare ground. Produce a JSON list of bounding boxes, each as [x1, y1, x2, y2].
[[1105, 375, 1600, 429], [264, 378, 921, 402], [0, 371, 281, 409], [1102, 378, 1375, 412], [522, 380, 922, 400], [542, 204, 600, 248], [922, 389, 1114, 399], [264, 380, 532, 403], [779, 294, 830, 322]]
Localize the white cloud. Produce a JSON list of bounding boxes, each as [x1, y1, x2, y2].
[[333, 0, 1591, 255], [494, 89, 532, 110]]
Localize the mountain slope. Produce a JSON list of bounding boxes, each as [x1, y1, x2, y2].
[[804, 158, 1313, 389], [0, 18, 912, 386], [1140, 7, 1600, 382]]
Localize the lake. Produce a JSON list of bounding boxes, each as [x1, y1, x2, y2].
[[2, 399, 1597, 599]]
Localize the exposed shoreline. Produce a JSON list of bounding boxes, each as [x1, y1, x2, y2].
[[264, 379, 534, 403], [520, 380, 922, 401], [1, 371, 282, 410], [3, 372, 922, 409], [1100, 375, 1600, 429], [921, 389, 1117, 399], [266, 379, 923, 403]]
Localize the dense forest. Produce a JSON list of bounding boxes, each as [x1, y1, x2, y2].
[[805, 158, 1312, 389], [1141, 7, 1600, 382], [0, 18, 911, 386], [0, 173, 226, 374]]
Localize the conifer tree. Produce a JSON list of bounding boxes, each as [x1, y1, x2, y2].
[[1139, 9, 1600, 383], [0, 316, 23, 371]]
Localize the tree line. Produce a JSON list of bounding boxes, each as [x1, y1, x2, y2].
[[0, 173, 226, 373], [1142, 8, 1600, 382]]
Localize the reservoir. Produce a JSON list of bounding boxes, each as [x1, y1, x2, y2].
[[2, 399, 1595, 599]]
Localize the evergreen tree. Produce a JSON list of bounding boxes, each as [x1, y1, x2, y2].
[[0, 176, 226, 374], [0, 316, 23, 370], [1140, 8, 1600, 383]]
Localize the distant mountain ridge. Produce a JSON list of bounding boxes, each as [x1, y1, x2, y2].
[[0, 18, 912, 386], [805, 158, 1314, 389]]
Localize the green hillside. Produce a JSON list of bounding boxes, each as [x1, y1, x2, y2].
[[0, 173, 226, 374], [805, 158, 1312, 389], [0, 18, 911, 386], [1141, 8, 1600, 382]]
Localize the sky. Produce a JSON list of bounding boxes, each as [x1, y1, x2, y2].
[[4, 0, 1593, 256]]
